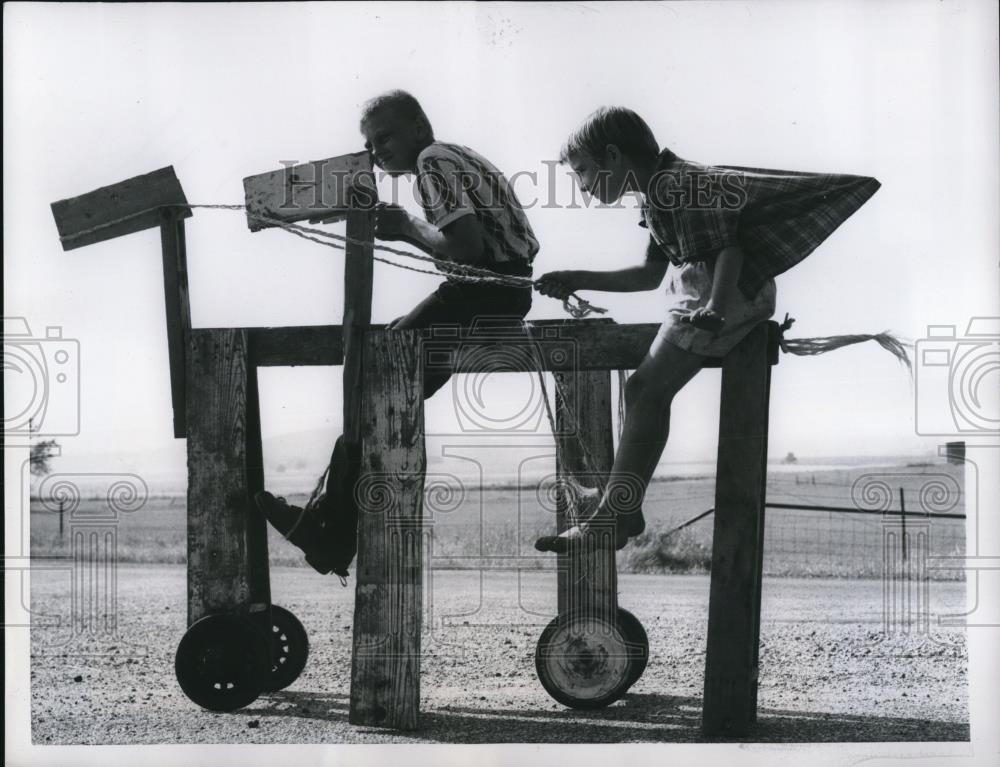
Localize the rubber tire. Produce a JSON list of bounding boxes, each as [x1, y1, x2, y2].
[[534, 612, 634, 710], [260, 605, 309, 692], [616, 608, 650, 688], [175, 614, 269, 712]]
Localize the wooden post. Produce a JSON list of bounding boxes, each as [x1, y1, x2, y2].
[[341, 206, 374, 444], [349, 329, 425, 730], [244, 355, 272, 622], [185, 329, 258, 624], [702, 321, 772, 737], [159, 210, 192, 438], [50, 166, 192, 438], [553, 370, 616, 619]]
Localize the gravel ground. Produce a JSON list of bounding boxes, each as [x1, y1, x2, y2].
[[28, 564, 968, 744]]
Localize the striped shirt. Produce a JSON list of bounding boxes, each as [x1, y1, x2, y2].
[[415, 142, 539, 272], [640, 150, 881, 300]]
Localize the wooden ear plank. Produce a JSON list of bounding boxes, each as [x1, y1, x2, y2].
[[242, 151, 374, 232], [51, 166, 191, 251]]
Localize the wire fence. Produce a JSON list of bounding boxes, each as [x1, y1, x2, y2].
[[29, 465, 968, 580]]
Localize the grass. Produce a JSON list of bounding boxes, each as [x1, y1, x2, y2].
[[27, 463, 967, 579]]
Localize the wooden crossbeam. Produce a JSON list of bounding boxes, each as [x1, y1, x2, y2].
[[242, 152, 375, 231], [51, 166, 191, 251], [242, 320, 732, 371]]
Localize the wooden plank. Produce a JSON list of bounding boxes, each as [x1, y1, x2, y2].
[[553, 371, 616, 619], [702, 322, 771, 737], [242, 152, 374, 232], [51, 166, 191, 251], [246, 320, 732, 371], [349, 330, 425, 730], [244, 356, 272, 618], [342, 207, 375, 443], [185, 329, 254, 624], [159, 212, 192, 438], [750, 335, 773, 720]]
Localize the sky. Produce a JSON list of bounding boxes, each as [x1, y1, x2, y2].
[[4, 1, 999, 478]]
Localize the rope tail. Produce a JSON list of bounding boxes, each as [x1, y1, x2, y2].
[[776, 313, 913, 378]]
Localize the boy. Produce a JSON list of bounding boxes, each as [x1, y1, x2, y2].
[[256, 90, 539, 575], [535, 106, 880, 552]]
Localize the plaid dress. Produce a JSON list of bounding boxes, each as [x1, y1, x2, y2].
[[641, 150, 880, 356], [641, 150, 882, 300]]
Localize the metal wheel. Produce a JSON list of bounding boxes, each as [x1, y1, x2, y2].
[[175, 613, 269, 712], [616, 608, 649, 688], [260, 605, 309, 692], [535, 612, 634, 709]]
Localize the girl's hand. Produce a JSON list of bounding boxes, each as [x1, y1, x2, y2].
[[374, 202, 415, 242], [535, 270, 582, 300], [672, 306, 726, 332]]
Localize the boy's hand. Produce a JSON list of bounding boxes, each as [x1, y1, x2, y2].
[[374, 202, 415, 242], [535, 270, 582, 300]]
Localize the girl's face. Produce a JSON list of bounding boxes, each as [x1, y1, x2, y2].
[[566, 149, 628, 204]]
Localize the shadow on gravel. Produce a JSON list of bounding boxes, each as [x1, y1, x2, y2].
[[253, 690, 969, 744]]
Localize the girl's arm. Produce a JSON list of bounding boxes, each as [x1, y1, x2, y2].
[[536, 261, 668, 298], [707, 245, 743, 314], [679, 244, 743, 330]]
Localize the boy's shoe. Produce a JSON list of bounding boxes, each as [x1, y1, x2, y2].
[[254, 491, 346, 576], [253, 436, 363, 580]]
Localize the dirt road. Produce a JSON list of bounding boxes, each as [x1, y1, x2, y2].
[[27, 564, 967, 744]]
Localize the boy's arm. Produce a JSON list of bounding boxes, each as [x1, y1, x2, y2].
[[374, 203, 487, 265]]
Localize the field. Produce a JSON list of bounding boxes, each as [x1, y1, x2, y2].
[[27, 461, 967, 580]]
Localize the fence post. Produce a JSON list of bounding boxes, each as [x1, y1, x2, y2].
[[349, 329, 425, 730], [702, 322, 772, 737], [185, 329, 258, 624], [553, 370, 616, 619]]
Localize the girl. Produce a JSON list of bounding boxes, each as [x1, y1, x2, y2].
[[535, 106, 880, 552]]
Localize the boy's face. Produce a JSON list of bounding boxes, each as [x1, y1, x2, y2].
[[566, 149, 628, 204], [361, 109, 427, 176]]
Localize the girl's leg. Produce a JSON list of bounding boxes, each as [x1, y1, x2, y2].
[[539, 333, 707, 551], [599, 336, 707, 538]]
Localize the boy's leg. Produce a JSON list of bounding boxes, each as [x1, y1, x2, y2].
[[392, 278, 532, 400]]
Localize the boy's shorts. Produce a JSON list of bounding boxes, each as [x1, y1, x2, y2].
[[658, 260, 776, 358], [399, 260, 533, 398]]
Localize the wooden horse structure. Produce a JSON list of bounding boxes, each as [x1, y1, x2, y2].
[[51, 156, 779, 737]]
